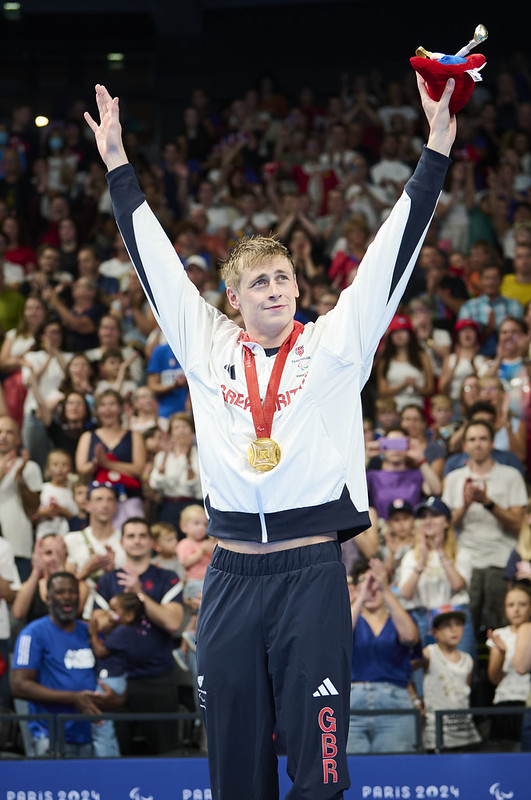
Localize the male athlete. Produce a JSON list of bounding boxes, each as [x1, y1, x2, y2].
[[85, 74, 456, 800]]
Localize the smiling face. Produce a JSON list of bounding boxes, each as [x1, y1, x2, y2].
[[226, 256, 299, 347]]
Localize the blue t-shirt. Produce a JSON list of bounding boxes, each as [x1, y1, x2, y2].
[[13, 616, 96, 743], [351, 615, 414, 687], [146, 343, 188, 418]]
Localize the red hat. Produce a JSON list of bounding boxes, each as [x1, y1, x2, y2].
[[410, 53, 486, 116], [388, 314, 412, 333], [454, 318, 479, 334]]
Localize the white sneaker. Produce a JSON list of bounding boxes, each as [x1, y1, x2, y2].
[[182, 631, 197, 652], [173, 648, 190, 671]]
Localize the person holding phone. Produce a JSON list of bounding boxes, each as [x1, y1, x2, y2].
[[366, 428, 441, 521]]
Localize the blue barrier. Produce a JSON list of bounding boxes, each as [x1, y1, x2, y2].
[[2, 753, 528, 800]]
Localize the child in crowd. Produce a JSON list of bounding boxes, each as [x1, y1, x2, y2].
[[173, 505, 215, 670], [95, 347, 138, 403], [381, 499, 416, 594], [429, 393, 457, 454], [422, 605, 481, 751], [35, 449, 78, 538], [68, 479, 90, 531], [487, 586, 531, 744], [88, 592, 142, 757], [373, 397, 399, 439], [150, 521, 185, 580], [129, 386, 160, 434], [503, 502, 531, 586]]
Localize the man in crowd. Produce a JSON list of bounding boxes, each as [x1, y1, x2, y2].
[[65, 481, 125, 618], [92, 517, 183, 755], [11, 572, 121, 756], [442, 420, 527, 634]]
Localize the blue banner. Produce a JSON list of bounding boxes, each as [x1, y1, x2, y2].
[[2, 754, 528, 800]]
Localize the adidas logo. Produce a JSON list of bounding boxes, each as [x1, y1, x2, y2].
[[313, 678, 339, 697]]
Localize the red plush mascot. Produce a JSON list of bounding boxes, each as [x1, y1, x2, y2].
[[411, 24, 488, 116]]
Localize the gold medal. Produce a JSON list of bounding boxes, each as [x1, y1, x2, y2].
[[248, 437, 281, 471]]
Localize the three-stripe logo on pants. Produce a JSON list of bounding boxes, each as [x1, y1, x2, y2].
[[313, 677, 339, 697]]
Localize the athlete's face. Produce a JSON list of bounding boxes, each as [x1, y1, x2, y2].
[[226, 256, 299, 348]]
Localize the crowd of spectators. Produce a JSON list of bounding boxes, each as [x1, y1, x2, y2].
[[1, 54, 531, 757]]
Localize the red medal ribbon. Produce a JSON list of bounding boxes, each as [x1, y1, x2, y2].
[[242, 321, 304, 439]]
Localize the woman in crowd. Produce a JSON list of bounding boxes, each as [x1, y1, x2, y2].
[[42, 275, 107, 353], [504, 501, 531, 587], [2, 214, 37, 273], [438, 319, 486, 411], [21, 318, 71, 471], [399, 404, 446, 479], [27, 368, 94, 464], [375, 314, 434, 413], [328, 216, 370, 290], [478, 375, 527, 463], [85, 313, 145, 386], [149, 411, 203, 535], [75, 388, 146, 527], [398, 498, 476, 670], [366, 428, 441, 521], [0, 294, 48, 426], [45, 351, 96, 421], [347, 556, 420, 754]]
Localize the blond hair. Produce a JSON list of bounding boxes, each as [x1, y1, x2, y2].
[[431, 393, 453, 411], [150, 521, 178, 542], [517, 503, 531, 561], [413, 521, 458, 562], [220, 235, 295, 291], [179, 503, 207, 527]]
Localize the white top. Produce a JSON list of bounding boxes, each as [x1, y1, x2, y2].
[[423, 643, 480, 750], [107, 148, 449, 544], [3, 328, 37, 359], [398, 547, 471, 610], [385, 358, 425, 411], [0, 457, 43, 558], [442, 463, 528, 568], [3, 260, 25, 287], [21, 350, 72, 414], [149, 447, 203, 500], [35, 482, 78, 539], [487, 625, 531, 704], [444, 352, 487, 401], [98, 256, 132, 281], [0, 537, 20, 638], [64, 525, 126, 619]]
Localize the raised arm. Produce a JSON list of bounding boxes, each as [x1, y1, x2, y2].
[[418, 74, 457, 158], [84, 85, 129, 172]]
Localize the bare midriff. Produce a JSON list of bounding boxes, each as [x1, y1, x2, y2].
[[217, 533, 337, 554]]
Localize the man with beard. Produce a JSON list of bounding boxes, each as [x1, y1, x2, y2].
[[11, 571, 120, 756]]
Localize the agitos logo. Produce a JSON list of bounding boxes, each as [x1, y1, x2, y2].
[[318, 706, 338, 784]]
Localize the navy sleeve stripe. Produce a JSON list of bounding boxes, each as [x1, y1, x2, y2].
[[388, 147, 450, 301], [106, 164, 159, 315]]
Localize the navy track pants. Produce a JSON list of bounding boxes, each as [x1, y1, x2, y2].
[[196, 540, 352, 800]]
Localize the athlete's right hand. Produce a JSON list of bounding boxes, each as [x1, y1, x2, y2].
[[84, 84, 129, 172]]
